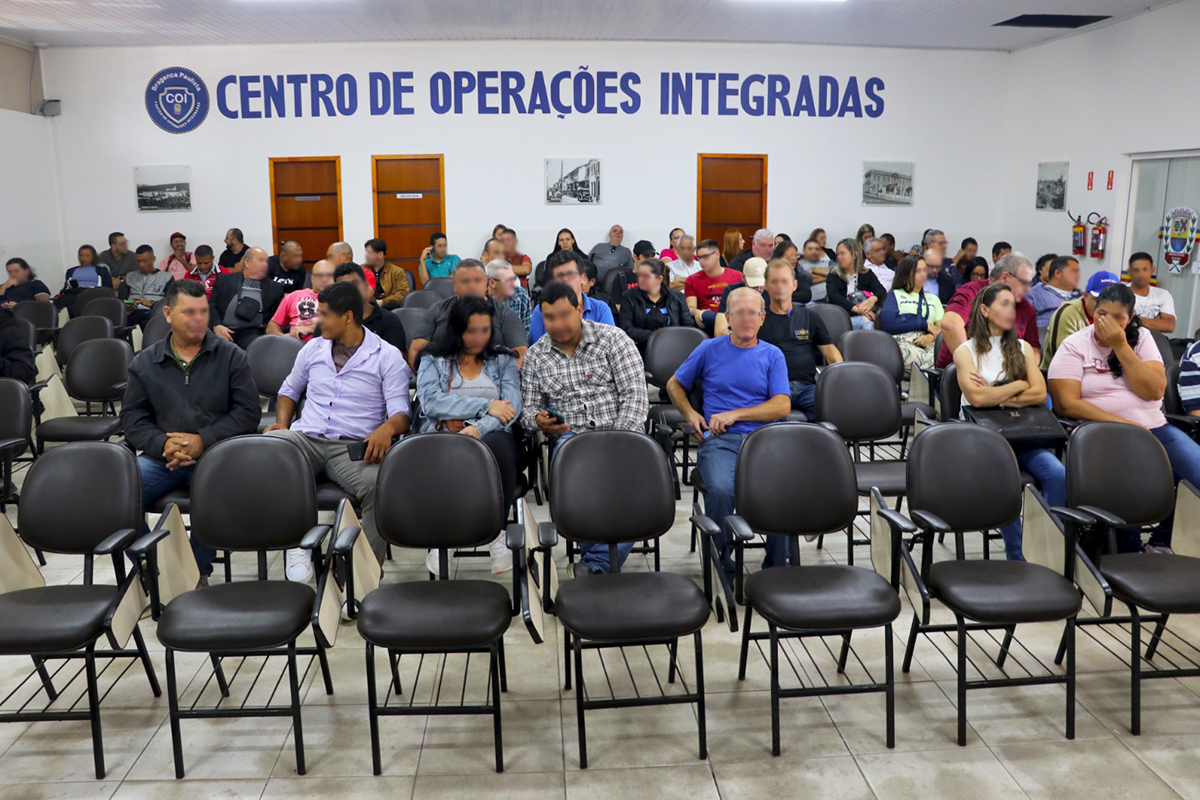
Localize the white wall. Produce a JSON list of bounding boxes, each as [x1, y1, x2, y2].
[[38, 39, 1010, 287], [0, 109, 63, 280], [1000, 0, 1200, 273]]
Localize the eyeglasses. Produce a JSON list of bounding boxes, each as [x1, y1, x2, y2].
[[697, 251, 717, 259], [491, 275, 517, 285], [727, 309, 763, 319], [554, 270, 580, 280]]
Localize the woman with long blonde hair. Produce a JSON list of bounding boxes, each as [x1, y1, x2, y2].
[[722, 229, 745, 267], [826, 237, 885, 330]]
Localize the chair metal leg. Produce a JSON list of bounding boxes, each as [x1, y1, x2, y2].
[[1054, 622, 1069, 667], [223, 551, 232, 584], [387, 650, 403, 695], [491, 644, 504, 773], [885, 623, 895, 749], [498, 637, 508, 693], [165, 648, 186, 779], [995, 626, 1015, 670], [694, 630, 707, 760], [1066, 616, 1076, 740], [32, 657, 57, 701], [667, 639, 678, 684], [132, 625, 161, 696], [902, 614, 920, 674], [816, 533, 824, 550], [845, 526, 854, 565], [769, 623, 781, 757], [210, 655, 230, 697], [956, 617, 968, 746], [1145, 615, 1169, 661], [563, 629, 572, 691], [573, 635, 587, 769], [316, 642, 334, 695], [85, 646, 105, 780], [1130, 605, 1141, 736], [738, 604, 753, 681], [837, 632, 852, 674], [287, 641, 306, 775], [366, 644, 382, 775]]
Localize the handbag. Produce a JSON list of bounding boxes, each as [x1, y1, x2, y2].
[[962, 404, 1067, 445], [433, 361, 471, 433]]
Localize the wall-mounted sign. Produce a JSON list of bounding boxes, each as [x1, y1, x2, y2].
[[145, 67, 210, 134], [1087, 171, 1094, 191], [396, 193, 423, 199], [1160, 207, 1200, 272]]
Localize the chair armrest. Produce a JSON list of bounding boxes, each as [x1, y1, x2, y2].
[[921, 367, 943, 384], [1166, 413, 1200, 432], [94, 528, 138, 555], [330, 525, 361, 555], [0, 437, 25, 454], [506, 522, 525, 551], [1077, 505, 1127, 529], [1050, 507, 1097, 527], [28, 379, 49, 398], [299, 524, 332, 551], [537, 521, 558, 548], [689, 513, 721, 538], [911, 510, 953, 533], [128, 526, 171, 558], [724, 514, 756, 542], [877, 508, 918, 534]]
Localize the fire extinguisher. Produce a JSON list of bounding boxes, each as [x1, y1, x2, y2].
[[1069, 211, 1086, 257], [1088, 212, 1108, 260]]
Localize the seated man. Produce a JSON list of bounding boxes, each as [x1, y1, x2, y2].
[[520, 282, 649, 575], [757, 258, 841, 415], [667, 287, 790, 573], [267, 241, 308, 294], [122, 244, 174, 328], [333, 263, 408, 353], [408, 259, 527, 366], [528, 250, 615, 345], [485, 259, 532, 335], [1027, 255, 1082, 328], [1128, 251, 1176, 334], [209, 246, 285, 349], [0, 307, 35, 384], [185, 244, 227, 298], [120, 280, 261, 584], [1040, 271, 1118, 370], [267, 259, 335, 342], [266, 282, 412, 580], [685, 238, 742, 335], [362, 238, 411, 309]]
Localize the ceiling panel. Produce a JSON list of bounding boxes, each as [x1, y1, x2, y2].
[[0, 0, 1181, 51]]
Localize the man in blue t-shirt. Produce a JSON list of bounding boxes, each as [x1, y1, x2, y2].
[[529, 250, 614, 344], [668, 286, 791, 572]]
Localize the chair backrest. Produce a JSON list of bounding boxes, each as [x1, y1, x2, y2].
[[141, 311, 172, 350], [424, 277, 455, 298], [63, 338, 132, 402], [403, 269, 418, 294], [644, 327, 706, 387], [190, 435, 318, 552], [1165, 361, 1185, 416], [14, 318, 36, 351], [404, 290, 442, 310], [814, 361, 902, 442], [907, 423, 1022, 532], [1149, 328, 1176, 368], [938, 363, 963, 421], [11, 300, 57, 330], [375, 433, 505, 550], [550, 430, 675, 544], [1066, 422, 1174, 527], [56, 315, 114, 369], [19, 442, 141, 554], [0, 378, 31, 446], [246, 334, 303, 398], [810, 303, 852, 350], [79, 296, 127, 328], [736, 423, 858, 536], [394, 307, 428, 342], [75, 287, 116, 312], [839, 329, 905, 385]]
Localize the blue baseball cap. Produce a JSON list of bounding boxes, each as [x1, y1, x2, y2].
[[1085, 270, 1119, 296]]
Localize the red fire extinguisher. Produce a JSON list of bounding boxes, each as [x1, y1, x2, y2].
[[1088, 212, 1108, 260], [1069, 211, 1086, 257]]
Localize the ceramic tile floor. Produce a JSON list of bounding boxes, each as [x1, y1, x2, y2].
[[3, 459, 1200, 799]]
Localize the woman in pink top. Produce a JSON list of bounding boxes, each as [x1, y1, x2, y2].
[[659, 227, 684, 262], [1048, 282, 1200, 551]]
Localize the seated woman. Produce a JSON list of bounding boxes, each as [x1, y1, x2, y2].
[[879, 254, 944, 371], [1048, 282, 1198, 553], [0, 258, 52, 307], [416, 295, 524, 572], [60, 244, 114, 317], [617, 258, 696, 352], [955, 283, 1066, 561], [826, 237, 885, 330], [958, 256, 988, 285]]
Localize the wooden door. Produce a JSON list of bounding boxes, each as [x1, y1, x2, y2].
[[696, 154, 768, 251], [373, 155, 446, 286], [269, 157, 343, 269]]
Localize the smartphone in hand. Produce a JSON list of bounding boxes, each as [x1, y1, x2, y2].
[[346, 441, 367, 462]]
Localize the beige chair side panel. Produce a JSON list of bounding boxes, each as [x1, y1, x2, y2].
[[157, 505, 201, 606], [0, 515, 44, 594]]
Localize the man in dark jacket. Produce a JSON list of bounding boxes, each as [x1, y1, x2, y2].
[[121, 279, 260, 582], [209, 246, 285, 349], [0, 308, 35, 385]]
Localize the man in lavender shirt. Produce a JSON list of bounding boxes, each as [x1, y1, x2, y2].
[[265, 282, 412, 582]]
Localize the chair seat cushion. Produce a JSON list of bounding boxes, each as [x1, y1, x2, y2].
[[0, 584, 117, 654], [555, 572, 709, 642], [357, 580, 511, 649], [787, 410, 809, 423], [745, 565, 900, 631], [38, 416, 122, 442], [1099, 554, 1200, 613], [928, 560, 1081, 623], [150, 488, 190, 513], [901, 401, 934, 424], [316, 482, 357, 511], [855, 461, 907, 496], [157, 581, 315, 651]]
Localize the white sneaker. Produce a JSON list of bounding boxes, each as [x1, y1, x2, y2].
[[426, 549, 457, 577], [489, 533, 512, 575], [285, 548, 313, 582]]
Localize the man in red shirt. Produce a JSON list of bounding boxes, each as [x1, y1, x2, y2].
[[685, 238, 742, 336], [935, 251, 1041, 368], [499, 228, 533, 287], [267, 259, 336, 342]]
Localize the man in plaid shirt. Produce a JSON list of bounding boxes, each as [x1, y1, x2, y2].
[[520, 282, 649, 573]]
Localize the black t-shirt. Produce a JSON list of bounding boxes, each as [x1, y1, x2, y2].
[[364, 303, 407, 354], [1, 279, 51, 304], [267, 256, 309, 294], [759, 306, 831, 385], [219, 246, 249, 272]]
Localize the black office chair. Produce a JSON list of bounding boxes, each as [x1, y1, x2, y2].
[[645, 326, 707, 498], [36, 338, 131, 453], [246, 334, 303, 430], [810, 303, 852, 350], [424, 277, 455, 298], [1150, 329, 1176, 368], [876, 423, 1081, 745], [341, 433, 519, 774], [55, 315, 114, 372], [394, 307, 428, 343], [11, 300, 58, 344], [133, 435, 334, 778], [402, 268, 418, 295], [545, 431, 709, 769], [0, 378, 35, 512], [2, 442, 159, 779], [839, 329, 932, 455], [75, 287, 117, 315], [141, 311, 172, 349], [14, 317, 36, 352], [725, 423, 901, 755], [79, 296, 135, 343], [403, 289, 442, 310], [1161, 361, 1200, 440], [1056, 422, 1200, 734]]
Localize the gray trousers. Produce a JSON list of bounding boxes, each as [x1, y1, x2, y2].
[[266, 429, 385, 564]]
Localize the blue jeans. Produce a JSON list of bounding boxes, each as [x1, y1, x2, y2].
[[997, 447, 1066, 561], [850, 315, 874, 331], [550, 430, 633, 574], [701, 310, 718, 336], [1129, 424, 1200, 550], [137, 455, 216, 577], [789, 381, 816, 416]]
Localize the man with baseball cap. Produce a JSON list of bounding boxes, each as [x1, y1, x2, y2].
[[1040, 270, 1119, 371]]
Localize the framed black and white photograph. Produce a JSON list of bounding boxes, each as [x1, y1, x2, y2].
[[135, 164, 192, 211], [862, 161, 914, 206], [545, 158, 601, 205], [1036, 161, 1068, 211]]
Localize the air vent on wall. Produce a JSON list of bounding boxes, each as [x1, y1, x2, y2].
[[994, 14, 1110, 29]]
